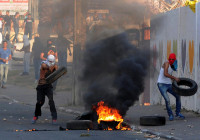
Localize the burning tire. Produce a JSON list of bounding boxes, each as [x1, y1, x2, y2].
[[66, 120, 93, 130], [172, 78, 198, 96], [140, 116, 166, 126], [46, 67, 67, 84]]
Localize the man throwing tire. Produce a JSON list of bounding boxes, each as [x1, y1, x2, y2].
[[32, 55, 58, 124], [157, 53, 185, 121]]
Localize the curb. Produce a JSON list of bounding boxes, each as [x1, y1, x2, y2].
[[142, 129, 181, 140], [131, 126, 182, 140]]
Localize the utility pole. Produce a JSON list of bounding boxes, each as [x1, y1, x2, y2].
[[28, 0, 31, 14], [72, 0, 83, 105], [29, 0, 39, 34]]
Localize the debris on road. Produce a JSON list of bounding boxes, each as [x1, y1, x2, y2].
[[80, 133, 90, 137], [144, 134, 157, 138], [187, 125, 194, 128]]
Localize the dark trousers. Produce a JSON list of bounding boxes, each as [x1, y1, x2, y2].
[[34, 84, 57, 119], [13, 27, 19, 42], [25, 28, 32, 40], [58, 51, 67, 67]]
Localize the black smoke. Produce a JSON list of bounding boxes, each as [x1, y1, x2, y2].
[[81, 33, 149, 116]]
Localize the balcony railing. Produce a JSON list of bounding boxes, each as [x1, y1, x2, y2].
[[146, 0, 187, 14]]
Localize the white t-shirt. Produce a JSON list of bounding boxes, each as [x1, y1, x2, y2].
[[157, 66, 173, 84]]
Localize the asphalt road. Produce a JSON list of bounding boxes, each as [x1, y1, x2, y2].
[[0, 99, 151, 140]]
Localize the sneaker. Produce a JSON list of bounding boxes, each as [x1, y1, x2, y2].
[[169, 115, 174, 121], [52, 119, 57, 125], [176, 113, 185, 119], [31, 116, 38, 124]]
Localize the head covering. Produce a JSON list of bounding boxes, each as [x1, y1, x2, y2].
[[23, 35, 30, 46], [168, 53, 177, 71], [46, 54, 55, 66], [168, 53, 176, 66]]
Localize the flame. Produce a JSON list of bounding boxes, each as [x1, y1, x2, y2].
[[107, 127, 112, 131], [95, 101, 130, 130], [144, 103, 150, 106], [121, 126, 131, 131]]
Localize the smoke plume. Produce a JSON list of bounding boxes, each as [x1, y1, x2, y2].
[[81, 33, 149, 116]]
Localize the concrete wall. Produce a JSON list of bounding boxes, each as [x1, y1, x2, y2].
[[150, 3, 200, 112]]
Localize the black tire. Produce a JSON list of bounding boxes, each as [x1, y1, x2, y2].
[[46, 67, 67, 84], [140, 116, 166, 126], [66, 120, 93, 130], [172, 78, 198, 96], [75, 111, 93, 120]]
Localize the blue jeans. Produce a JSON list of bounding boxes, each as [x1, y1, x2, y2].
[[23, 53, 31, 73], [4, 26, 10, 38], [0, 64, 9, 86], [157, 83, 181, 116]]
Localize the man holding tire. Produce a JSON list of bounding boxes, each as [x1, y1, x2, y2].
[[157, 53, 185, 121], [40, 39, 58, 93], [32, 55, 58, 125]]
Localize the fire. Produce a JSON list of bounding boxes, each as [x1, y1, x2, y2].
[[95, 101, 130, 130], [144, 103, 150, 106], [107, 127, 112, 131]]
